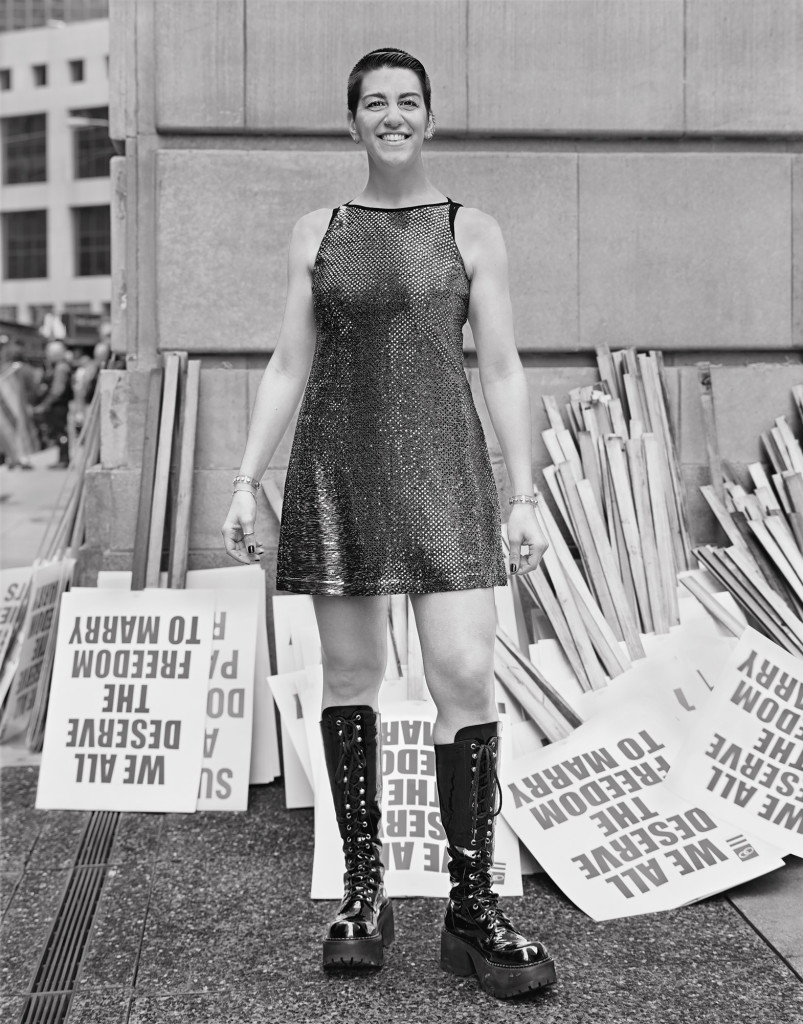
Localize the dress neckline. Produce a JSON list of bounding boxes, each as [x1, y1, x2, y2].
[[344, 199, 451, 211]]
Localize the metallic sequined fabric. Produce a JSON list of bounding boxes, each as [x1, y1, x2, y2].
[[275, 199, 508, 597]]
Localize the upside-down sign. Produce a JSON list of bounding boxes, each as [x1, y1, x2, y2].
[[36, 587, 215, 812]]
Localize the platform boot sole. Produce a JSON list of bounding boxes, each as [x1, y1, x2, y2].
[[322, 900, 394, 970], [440, 929, 557, 999]]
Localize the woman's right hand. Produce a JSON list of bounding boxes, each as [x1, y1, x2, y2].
[[221, 491, 264, 565]]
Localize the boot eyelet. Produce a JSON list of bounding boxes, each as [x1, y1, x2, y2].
[[359, 776, 365, 782], [355, 714, 361, 720]]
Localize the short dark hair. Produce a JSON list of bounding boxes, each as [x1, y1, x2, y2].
[[347, 47, 432, 119]]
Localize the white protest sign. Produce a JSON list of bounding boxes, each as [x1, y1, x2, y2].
[[36, 588, 215, 811], [0, 566, 31, 671], [303, 687, 523, 899], [268, 669, 316, 790], [666, 627, 803, 856], [502, 687, 785, 921], [184, 567, 276, 791], [0, 559, 73, 742], [98, 567, 280, 787], [271, 593, 316, 809], [194, 590, 257, 811]]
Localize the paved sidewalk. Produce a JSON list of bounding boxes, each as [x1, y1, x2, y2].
[[1, 766, 802, 1024]]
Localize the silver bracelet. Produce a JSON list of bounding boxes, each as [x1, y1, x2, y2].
[[232, 474, 260, 491], [232, 487, 257, 500], [508, 493, 540, 506]]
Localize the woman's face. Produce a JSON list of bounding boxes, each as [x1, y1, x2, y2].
[[349, 66, 432, 162]]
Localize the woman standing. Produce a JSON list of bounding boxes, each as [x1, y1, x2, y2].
[[222, 47, 556, 999]]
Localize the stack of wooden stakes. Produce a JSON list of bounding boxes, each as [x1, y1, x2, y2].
[[131, 352, 201, 591], [692, 385, 803, 658], [503, 347, 694, 703]]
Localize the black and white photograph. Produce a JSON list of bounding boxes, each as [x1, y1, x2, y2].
[[0, 1, 802, 1021]]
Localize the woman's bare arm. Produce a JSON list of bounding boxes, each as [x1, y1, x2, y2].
[[222, 209, 328, 563], [459, 208, 546, 574]]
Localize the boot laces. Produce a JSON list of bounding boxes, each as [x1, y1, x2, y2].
[[462, 737, 511, 929], [335, 715, 380, 903]]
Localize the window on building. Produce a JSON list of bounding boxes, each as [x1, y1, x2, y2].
[[71, 107, 113, 179], [69, 59, 84, 82], [2, 210, 47, 279], [0, 70, 11, 90], [73, 205, 110, 276], [0, 305, 18, 322], [2, 114, 47, 184], [33, 64, 47, 87], [29, 304, 54, 328]]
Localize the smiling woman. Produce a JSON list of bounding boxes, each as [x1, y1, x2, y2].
[[220, 46, 554, 999]]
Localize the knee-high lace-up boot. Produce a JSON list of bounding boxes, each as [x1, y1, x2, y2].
[[435, 721, 557, 998], [320, 705, 394, 969]]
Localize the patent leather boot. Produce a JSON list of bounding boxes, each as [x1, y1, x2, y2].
[[320, 705, 394, 969], [435, 722, 557, 998]]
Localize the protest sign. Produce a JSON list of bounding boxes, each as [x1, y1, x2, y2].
[[36, 587, 215, 811], [0, 559, 74, 742], [502, 685, 785, 921], [184, 566, 277, 790], [98, 566, 280, 787], [193, 590, 256, 810], [302, 683, 523, 899], [0, 566, 31, 671], [271, 593, 316, 809], [666, 627, 803, 856]]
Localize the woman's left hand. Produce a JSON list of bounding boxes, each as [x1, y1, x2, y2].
[[507, 502, 549, 576]]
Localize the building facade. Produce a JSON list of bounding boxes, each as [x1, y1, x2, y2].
[[0, 10, 112, 333]]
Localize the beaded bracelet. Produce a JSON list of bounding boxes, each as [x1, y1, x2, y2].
[[232, 474, 260, 491], [508, 493, 540, 506]]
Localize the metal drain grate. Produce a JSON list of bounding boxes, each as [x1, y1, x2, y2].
[[17, 811, 120, 1024]]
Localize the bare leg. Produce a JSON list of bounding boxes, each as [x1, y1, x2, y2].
[[312, 593, 389, 710], [408, 587, 497, 744]]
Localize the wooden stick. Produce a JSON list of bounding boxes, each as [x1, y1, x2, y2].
[[627, 436, 667, 632], [525, 564, 591, 691], [697, 362, 724, 501], [496, 624, 584, 730], [542, 394, 566, 433], [643, 433, 680, 625], [541, 542, 608, 691], [145, 354, 181, 589], [131, 367, 164, 591], [678, 572, 745, 637], [575, 478, 644, 658], [525, 506, 630, 674], [168, 359, 201, 589], [556, 461, 623, 640], [605, 435, 652, 632]]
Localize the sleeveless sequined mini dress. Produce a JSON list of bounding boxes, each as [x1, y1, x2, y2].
[[275, 197, 508, 597]]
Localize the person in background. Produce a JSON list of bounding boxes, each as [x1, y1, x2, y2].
[[69, 340, 109, 449], [32, 340, 73, 468], [0, 341, 39, 469]]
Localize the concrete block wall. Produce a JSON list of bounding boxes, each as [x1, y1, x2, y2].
[[91, 0, 803, 623]]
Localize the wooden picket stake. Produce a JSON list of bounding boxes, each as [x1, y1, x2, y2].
[[496, 624, 584, 731], [626, 436, 667, 632], [167, 359, 201, 589], [605, 435, 652, 633], [678, 573, 745, 638], [537, 494, 631, 671], [540, 542, 607, 691], [131, 367, 164, 591], [555, 461, 623, 640], [542, 394, 566, 433], [525, 564, 591, 691], [145, 353, 181, 588], [643, 433, 680, 625], [575, 478, 645, 658]]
